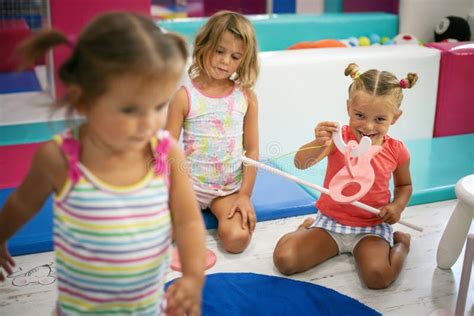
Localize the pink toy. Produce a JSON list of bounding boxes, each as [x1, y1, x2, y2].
[[170, 247, 217, 272], [329, 121, 382, 204]]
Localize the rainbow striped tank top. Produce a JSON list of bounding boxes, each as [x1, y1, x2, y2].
[[53, 129, 172, 315]]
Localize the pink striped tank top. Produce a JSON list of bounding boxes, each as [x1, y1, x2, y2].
[[53, 128, 172, 315]]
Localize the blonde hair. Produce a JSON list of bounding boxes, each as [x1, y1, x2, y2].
[[188, 10, 259, 89], [344, 63, 418, 111], [17, 12, 187, 109]]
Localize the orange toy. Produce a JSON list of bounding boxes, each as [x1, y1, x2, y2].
[[287, 39, 347, 50]]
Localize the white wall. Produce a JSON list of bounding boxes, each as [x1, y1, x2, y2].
[[255, 45, 440, 159]]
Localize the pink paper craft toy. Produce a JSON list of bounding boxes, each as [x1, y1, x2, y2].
[[328, 121, 382, 203]]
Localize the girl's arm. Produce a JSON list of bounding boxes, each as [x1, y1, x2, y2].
[[294, 121, 338, 169], [166, 139, 206, 314], [0, 142, 64, 241], [240, 90, 259, 198], [392, 159, 413, 210], [0, 142, 65, 280], [165, 87, 188, 141], [227, 90, 259, 232], [378, 159, 413, 224]]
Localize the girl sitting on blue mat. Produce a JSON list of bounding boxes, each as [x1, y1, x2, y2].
[[166, 11, 260, 254], [0, 12, 206, 315], [273, 63, 418, 289]]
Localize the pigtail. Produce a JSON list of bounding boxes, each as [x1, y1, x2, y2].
[[16, 29, 69, 71], [401, 73, 418, 89], [344, 63, 361, 79]]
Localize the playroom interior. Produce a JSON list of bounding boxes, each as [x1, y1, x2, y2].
[[0, 0, 473, 315]]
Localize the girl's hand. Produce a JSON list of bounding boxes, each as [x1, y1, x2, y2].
[[378, 203, 403, 224], [314, 121, 338, 147], [228, 195, 256, 233], [166, 276, 203, 316], [0, 242, 15, 282]]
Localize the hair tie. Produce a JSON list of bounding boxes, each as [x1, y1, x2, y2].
[[352, 71, 362, 79], [66, 34, 77, 49], [399, 79, 408, 89]]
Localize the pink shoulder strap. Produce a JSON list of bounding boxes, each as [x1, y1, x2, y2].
[[153, 130, 171, 176], [55, 129, 81, 184]]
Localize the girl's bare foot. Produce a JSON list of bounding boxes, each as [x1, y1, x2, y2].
[[298, 217, 315, 230], [393, 231, 411, 250]]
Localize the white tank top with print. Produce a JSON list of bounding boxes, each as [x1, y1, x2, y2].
[[182, 79, 248, 191]]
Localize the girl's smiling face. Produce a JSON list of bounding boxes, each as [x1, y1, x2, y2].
[[347, 91, 401, 145]]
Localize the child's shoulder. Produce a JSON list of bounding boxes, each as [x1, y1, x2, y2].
[[169, 86, 189, 113], [383, 135, 410, 163], [173, 85, 189, 100], [30, 139, 69, 190], [384, 134, 407, 149], [242, 88, 258, 107], [36, 140, 65, 161]]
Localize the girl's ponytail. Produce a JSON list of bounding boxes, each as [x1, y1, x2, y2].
[[16, 29, 69, 70]]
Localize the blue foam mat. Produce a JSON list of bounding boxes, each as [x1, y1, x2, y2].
[[1, 168, 315, 255], [202, 168, 316, 229], [166, 273, 381, 315], [0, 188, 53, 256], [0, 70, 42, 94], [270, 133, 474, 206]]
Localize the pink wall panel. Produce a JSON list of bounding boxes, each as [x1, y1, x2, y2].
[[0, 142, 44, 189], [203, 0, 265, 16], [343, 0, 399, 14], [0, 19, 32, 72], [49, 0, 151, 97], [426, 42, 474, 137]]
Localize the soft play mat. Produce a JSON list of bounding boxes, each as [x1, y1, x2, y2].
[[166, 273, 381, 315], [0, 70, 41, 94], [202, 167, 316, 229], [0, 188, 53, 256]]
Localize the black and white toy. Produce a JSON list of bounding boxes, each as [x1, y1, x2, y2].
[[434, 16, 471, 42]]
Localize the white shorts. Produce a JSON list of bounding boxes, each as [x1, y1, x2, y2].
[[308, 212, 393, 250], [193, 184, 240, 210], [325, 230, 386, 255]]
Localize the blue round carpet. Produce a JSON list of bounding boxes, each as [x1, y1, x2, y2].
[[167, 273, 381, 315]]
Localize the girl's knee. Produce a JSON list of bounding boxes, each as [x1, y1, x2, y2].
[[273, 246, 298, 275], [360, 265, 393, 289], [219, 228, 251, 254]]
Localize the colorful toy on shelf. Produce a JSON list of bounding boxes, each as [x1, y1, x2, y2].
[[381, 36, 393, 45], [357, 36, 370, 46], [288, 33, 394, 50], [369, 33, 381, 44], [393, 33, 420, 45], [434, 16, 472, 42], [287, 39, 347, 50]]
